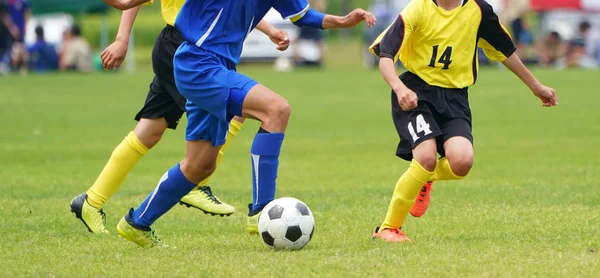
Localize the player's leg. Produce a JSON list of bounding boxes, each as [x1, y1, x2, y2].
[[69, 77, 177, 234], [374, 139, 437, 242], [431, 89, 474, 181], [411, 89, 474, 219], [373, 77, 440, 242], [431, 133, 473, 180], [238, 84, 291, 234], [180, 115, 243, 215], [196, 115, 246, 187], [118, 139, 222, 248], [116, 101, 225, 247]]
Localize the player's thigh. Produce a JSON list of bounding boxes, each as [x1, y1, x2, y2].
[[182, 100, 224, 183], [392, 92, 441, 168], [438, 88, 473, 176], [135, 76, 185, 130], [240, 84, 291, 130], [151, 25, 181, 83], [185, 99, 231, 147]]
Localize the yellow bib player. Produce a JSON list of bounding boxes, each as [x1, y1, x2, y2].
[[369, 0, 558, 242], [70, 0, 290, 235]]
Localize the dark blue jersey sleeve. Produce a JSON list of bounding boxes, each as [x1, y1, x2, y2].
[[273, 0, 309, 21]]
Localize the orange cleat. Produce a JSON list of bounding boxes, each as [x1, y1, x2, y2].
[[372, 227, 412, 242], [410, 181, 433, 218]]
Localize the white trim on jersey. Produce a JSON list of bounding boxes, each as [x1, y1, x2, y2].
[[195, 8, 224, 47]]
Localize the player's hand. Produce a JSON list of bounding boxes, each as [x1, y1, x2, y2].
[[532, 84, 558, 107], [101, 40, 128, 70], [342, 8, 376, 28], [268, 29, 290, 51], [395, 87, 419, 111]]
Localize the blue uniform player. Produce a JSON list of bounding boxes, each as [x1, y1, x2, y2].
[[104, 0, 375, 248]]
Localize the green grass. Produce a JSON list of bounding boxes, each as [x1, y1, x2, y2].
[[0, 53, 599, 277]]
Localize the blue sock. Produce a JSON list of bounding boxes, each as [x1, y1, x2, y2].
[[250, 129, 285, 212], [131, 164, 197, 228]]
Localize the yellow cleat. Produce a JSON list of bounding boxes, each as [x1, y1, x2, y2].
[[179, 186, 235, 216], [70, 193, 109, 234], [247, 204, 261, 235], [116, 209, 166, 248]]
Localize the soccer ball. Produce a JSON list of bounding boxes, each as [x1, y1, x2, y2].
[[258, 197, 315, 250]]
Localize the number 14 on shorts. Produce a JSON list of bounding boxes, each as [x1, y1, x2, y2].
[[408, 114, 432, 142]]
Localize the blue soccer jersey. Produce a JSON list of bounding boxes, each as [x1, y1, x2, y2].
[[174, 0, 309, 65]]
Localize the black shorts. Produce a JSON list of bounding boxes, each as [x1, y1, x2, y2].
[[134, 25, 186, 130], [392, 71, 473, 161]]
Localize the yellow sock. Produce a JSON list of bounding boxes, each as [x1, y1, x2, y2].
[[197, 119, 243, 187], [430, 157, 467, 181], [86, 131, 148, 208], [380, 160, 434, 230]]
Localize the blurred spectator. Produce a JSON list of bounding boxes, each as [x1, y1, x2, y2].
[[502, 0, 532, 60], [578, 21, 600, 63], [556, 38, 598, 69], [536, 31, 566, 67], [59, 24, 92, 72], [0, 0, 14, 74], [362, 0, 410, 68], [27, 25, 58, 72], [7, 0, 29, 74], [292, 0, 327, 68]]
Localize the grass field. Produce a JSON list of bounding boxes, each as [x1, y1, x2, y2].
[[1, 53, 599, 277]]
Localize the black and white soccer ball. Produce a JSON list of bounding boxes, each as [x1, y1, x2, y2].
[[258, 197, 315, 250]]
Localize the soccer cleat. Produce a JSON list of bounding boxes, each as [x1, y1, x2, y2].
[[247, 204, 262, 235], [116, 209, 166, 248], [70, 193, 109, 234], [179, 186, 235, 216], [372, 227, 412, 242], [410, 181, 434, 218]]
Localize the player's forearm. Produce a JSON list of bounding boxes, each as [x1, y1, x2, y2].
[[103, 0, 149, 10], [115, 6, 141, 43], [379, 58, 407, 92], [502, 53, 543, 91], [255, 20, 277, 37], [322, 14, 346, 29]]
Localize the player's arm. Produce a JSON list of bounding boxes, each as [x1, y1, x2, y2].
[[103, 0, 149, 10], [375, 17, 417, 111], [502, 54, 558, 107], [289, 7, 375, 30], [477, 2, 558, 107], [274, 1, 375, 30], [100, 6, 141, 70], [371, 2, 420, 111], [255, 20, 290, 51]]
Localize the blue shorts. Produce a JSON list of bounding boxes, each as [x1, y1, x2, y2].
[[174, 42, 258, 146]]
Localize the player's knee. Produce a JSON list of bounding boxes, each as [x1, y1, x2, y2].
[[141, 129, 165, 149], [448, 155, 473, 177], [182, 159, 217, 181], [135, 118, 169, 149], [263, 98, 291, 129], [414, 152, 437, 172]]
